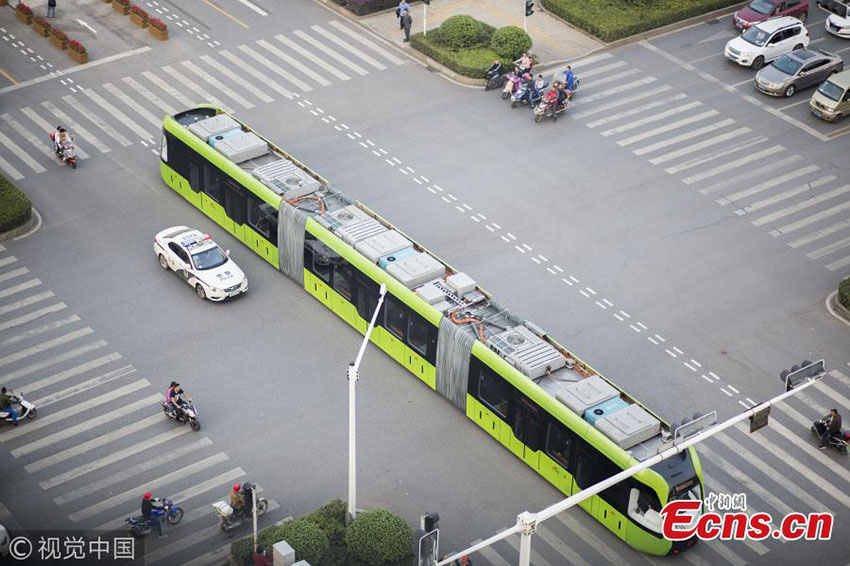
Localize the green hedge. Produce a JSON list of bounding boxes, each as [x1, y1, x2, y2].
[[345, 509, 413, 564], [335, 0, 413, 16], [411, 20, 499, 79], [840, 278, 850, 310], [0, 173, 31, 234], [438, 15, 486, 48], [542, 0, 742, 42], [490, 26, 532, 61]]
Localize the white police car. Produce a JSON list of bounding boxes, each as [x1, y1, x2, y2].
[[154, 226, 248, 301]]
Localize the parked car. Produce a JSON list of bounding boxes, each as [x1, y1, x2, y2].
[[725, 16, 810, 69], [754, 49, 844, 96], [818, 0, 850, 38], [810, 69, 850, 121], [734, 0, 809, 29]]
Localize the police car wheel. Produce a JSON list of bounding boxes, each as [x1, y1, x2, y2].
[[195, 284, 206, 300], [158, 255, 169, 270]]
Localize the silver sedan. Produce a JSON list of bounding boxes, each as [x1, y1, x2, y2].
[[754, 49, 844, 97]]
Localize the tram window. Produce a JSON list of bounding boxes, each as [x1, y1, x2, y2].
[[479, 368, 509, 418], [384, 295, 408, 340], [160, 132, 168, 162], [313, 251, 331, 283], [407, 313, 431, 357], [248, 197, 271, 238], [627, 483, 663, 532], [188, 156, 202, 192], [545, 423, 574, 470], [257, 203, 278, 246], [333, 261, 354, 301], [165, 133, 189, 178], [223, 177, 247, 224], [304, 234, 316, 273], [203, 165, 222, 203], [356, 276, 381, 321]]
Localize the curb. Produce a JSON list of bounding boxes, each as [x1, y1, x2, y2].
[[0, 210, 37, 242], [826, 290, 850, 328]]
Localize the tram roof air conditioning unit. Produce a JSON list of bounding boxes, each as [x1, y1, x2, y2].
[[188, 114, 241, 142], [215, 132, 268, 164], [489, 326, 566, 380], [252, 159, 322, 200], [595, 404, 661, 450], [326, 205, 386, 246]]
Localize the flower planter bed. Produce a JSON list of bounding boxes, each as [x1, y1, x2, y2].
[[15, 3, 34, 25], [148, 18, 168, 40], [66, 40, 88, 64], [32, 16, 50, 37], [50, 28, 68, 50], [113, 0, 130, 15]]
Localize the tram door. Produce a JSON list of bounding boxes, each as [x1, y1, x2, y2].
[[511, 397, 543, 469]]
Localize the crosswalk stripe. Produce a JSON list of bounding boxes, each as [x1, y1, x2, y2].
[[327, 20, 405, 65], [0, 291, 55, 317], [789, 217, 850, 248], [806, 235, 850, 260], [0, 501, 23, 531], [69, 452, 230, 523], [571, 52, 614, 68], [555, 512, 630, 565], [17, 355, 125, 396], [825, 254, 850, 271], [311, 25, 387, 71], [217, 50, 294, 98], [736, 175, 835, 214], [809, 381, 850, 414], [618, 110, 720, 147], [586, 94, 688, 129], [574, 60, 628, 79], [0, 129, 45, 173], [601, 101, 702, 136], [503, 533, 555, 566], [237, 45, 312, 92], [51, 433, 208, 499], [720, 428, 835, 513], [582, 67, 642, 88], [634, 118, 736, 156], [122, 76, 178, 116], [1, 314, 80, 346], [179, 543, 236, 566], [4, 379, 150, 446], [276, 34, 350, 81], [0, 266, 27, 284], [571, 85, 673, 119], [101, 82, 163, 128], [0, 300, 64, 333], [80, 88, 152, 139], [0, 325, 91, 369], [765, 191, 850, 233], [33, 364, 133, 408], [0, 113, 60, 164], [683, 550, 714, 566], [720, 165, 822, 206], [161, 66, 232, 112], [19, 106, 90, 160], [140, 71, 196, 110], [292, 30, 368, 76], [0, 255, 18, 268], [681, 145, 785, 184], [180, 61, 254, 109], [198, 55, 274, 103], [705, 476, 778, 549], [41, 100, 111, 153], [697, 155, 803, 195], [256, 39, 332, 87], [2, 340, 107, 386], [0, 153, 24, 180], [699, 443, 795, 516], [25, 410, 159, 473], [470, 539, 511, 566], [649, 127, 751, 165], [536, 524, 594, 566], [664, 135, 769, 174], [700, 539, 747, 566], [577, 76, 657, 104]]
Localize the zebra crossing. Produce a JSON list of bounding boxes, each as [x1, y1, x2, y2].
[[559, 53, 850, 272], [0, 18, 404, 177], [0, 250, 274, 566]]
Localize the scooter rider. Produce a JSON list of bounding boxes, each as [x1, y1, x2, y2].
[[819, 408, 842, 449], [53, 126, 72, 154], [562, 65, 575, 91], [486, 59, 504, 82], [166, 382, 191, 416], [230, 484, 246, 517], [141, 492, 166, 538], [554, 81, 568, 108], [1, 387, 19, 426]]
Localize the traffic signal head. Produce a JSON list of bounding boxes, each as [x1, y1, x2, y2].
[[526, 0, 535, 16], [423, 0, 431, 4]]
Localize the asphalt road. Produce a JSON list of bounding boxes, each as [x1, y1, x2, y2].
[[1, 1, 849, 565]]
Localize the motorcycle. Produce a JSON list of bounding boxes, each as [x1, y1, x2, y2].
[[485, 66, 507, 91], [125, 498, 184, 537], [212, 483, 269, 532], [512, 79, 549, 109], [162, 399, 201, 431], [501, 71, 525, 100], [49, 132, 77, 169], [811, 417, 849, 455], [534, 89, 570, 123], [1, 391, 37, 424]]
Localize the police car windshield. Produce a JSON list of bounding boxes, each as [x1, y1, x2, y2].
[[191, 247, 228, 270]]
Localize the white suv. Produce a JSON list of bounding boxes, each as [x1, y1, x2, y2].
[[725, 16, 810, 69]]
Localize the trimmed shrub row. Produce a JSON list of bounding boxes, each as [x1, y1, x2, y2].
[[334, 0, 410, 16], [839, 277, 850, 310], [542, 0, 742, 43], [0, 173, 32, 234], [412, 30, 499, 79]]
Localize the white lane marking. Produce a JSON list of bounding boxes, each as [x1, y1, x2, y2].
[[327, 19, 405, 65], [574, 60, 628, 79], [21, 355, 127, 399], [218, 50, 293, 98], [0, 129, 45, 173], [630, 324, 642, 333], [0, 153, 23, 180], [720, 165, 821, 205], [672, 346, 683, 354], [690, 359, 701, 367], [649, 127, 751, 165], [122, 76, 178, 115], [666, 349, 678, 358], [736, 175, 835, 214], [655, 334, 665, 342], [681, 145, 785, 184], [576, 76, 658, 104], [237, 44, 312, 91], [665, 135, 769, 174], [720, 387, 733, 396], [701, 374, 713, 384], [293, 30, 368, 76], [161, 65, 231, 112], [825, 254, 850, 271], [0, 291, 54, 317], [0, 113, 61, 163], [198, 55, 273, 103], [555, 513, 632, 566], [582, 67, 642, 88], [0, 326, 91, 369], [41, 101, 110, 153], [759, 185, 850, 228], [704, 475, 781, 550], [502, 533, 559, 566], [61, 94, 132, 147], [101, 82, 162, 128], [806, 234, 850, 260], [469, 541, 511, 566], [633, 118, 736, 156], [236, 0, 268, 16], [570, 86, 673, 119], [310, 25, 387, 70], [600, 101, 702, 136], [0, 255, 18, 268], [180, 60, 254, 109], [766, 406, 850, 485], [0, 314, 80, 346], [141, 70, 198, 108], [585, 93, 687, 128], [618, 110, 720, 147], [571, 52, 614, 67], [256, 39, 331, 87], [0, 299, 64, 333], [619, 310, 630, 318], [80, 88, 151, 139], [698, 154, 803, 195], [69, 452, 230, 522], [275, 34, 349, 81]]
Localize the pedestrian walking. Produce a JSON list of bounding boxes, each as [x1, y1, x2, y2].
[[47, 0, 57, 18], [396, 1, 411, 30], [402, 9, 412, 42]]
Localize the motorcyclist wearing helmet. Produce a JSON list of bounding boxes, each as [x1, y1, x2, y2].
[[230, 484, 246, 517], [141, 492, 165, 537]]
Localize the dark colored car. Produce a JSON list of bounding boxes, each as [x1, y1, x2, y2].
[[754, 49, 844, 97], [734, 0, 809, 29]]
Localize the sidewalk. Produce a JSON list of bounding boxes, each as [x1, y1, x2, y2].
[[359, 0, 603, 67]]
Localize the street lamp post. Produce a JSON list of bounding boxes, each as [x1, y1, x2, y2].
[[347, 283, 387, 524]]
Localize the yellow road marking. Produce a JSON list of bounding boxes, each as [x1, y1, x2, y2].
[[200, 0, 249, 29], [0, 68, 19, 86]]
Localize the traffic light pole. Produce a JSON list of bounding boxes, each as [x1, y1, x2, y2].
[[437, 367, 827, 566]]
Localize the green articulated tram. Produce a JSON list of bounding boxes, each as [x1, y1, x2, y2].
[[159, 106, 704, 556]]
